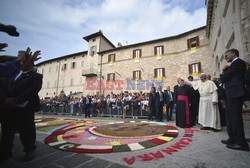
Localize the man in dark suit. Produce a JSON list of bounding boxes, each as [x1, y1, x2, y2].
[[164, 86, 174, 121], [83, 95, 92, 118], [220, 49, 249, 151], [0, 50, 43, 161], [148, 86, 156, 120], [155, 85, 164, 122]]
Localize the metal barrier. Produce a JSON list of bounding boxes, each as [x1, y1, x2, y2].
[[40, 102, 149, 118]]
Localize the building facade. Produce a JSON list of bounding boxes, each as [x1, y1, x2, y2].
[[98, 27, 211, 95], [37, 51, 87, 98], [37, 27, 212, 97], [206, 0, 250, 77]]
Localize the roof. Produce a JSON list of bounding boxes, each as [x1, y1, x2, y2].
[[83, 30, 116, 48], [36, 51, 87, 66], [98, 26, 206, 54], [206, 0, 214, 37]]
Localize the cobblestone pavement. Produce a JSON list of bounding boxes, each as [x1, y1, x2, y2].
[[0, 114, 250, 168]]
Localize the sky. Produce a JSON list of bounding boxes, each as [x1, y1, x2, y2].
[[0, 0, 207, 63]]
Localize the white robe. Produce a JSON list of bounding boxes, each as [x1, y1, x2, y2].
[[196, 80, 221, 130]]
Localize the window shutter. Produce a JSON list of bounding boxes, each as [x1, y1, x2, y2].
[[108, 55, 111, 62], [162, 68, 165, 77], [188, 64, 192, 74], [133, 71, 135, 79], [113, 73, 115, 81], [196, 36, 200, 47], [133, 50, 135, 58], [107, 74, 110, 81], [139, 49, 142, 57], [154, 47, 157, 55], [154, 69, 157, 78], [187, 39, 191, 50], [161, 46, 164, 54], [139, 71, 141, 79], [198, 62, 202, 72]]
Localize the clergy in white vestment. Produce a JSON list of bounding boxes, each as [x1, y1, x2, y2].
[[193, 73, 221, 131]]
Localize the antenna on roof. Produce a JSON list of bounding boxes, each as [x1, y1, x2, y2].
[[99, 29, 103, 34]]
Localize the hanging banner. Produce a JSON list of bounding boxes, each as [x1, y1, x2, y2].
[[156, 54, 162, 60], [134, 57, 139, 62], [191, 47, 197, 51], [192, 72, 199, 76], [108, 61, 113, 66], [156, 76, 163, 80]]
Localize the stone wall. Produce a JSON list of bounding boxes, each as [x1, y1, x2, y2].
[[207, 0, 250, 77], [37, 53, 87, 97]]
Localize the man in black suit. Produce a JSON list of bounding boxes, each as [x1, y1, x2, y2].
[[0, 50, 43, 161], [155, 85, 164, 122], [148, 86, 156, 120], [220, 49, 249, 151], [164, 86, 174, 121], [83, 95, 91, 118]]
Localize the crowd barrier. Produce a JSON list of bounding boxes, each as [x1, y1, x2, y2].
[[40, 102, 150, 119]]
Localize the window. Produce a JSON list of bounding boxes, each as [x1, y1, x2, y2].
[[187, 36, 200, 50], [108, 54, 115, 63], [70, 78, 74, 86], [133, 70, 141, 80], [188, 62, 201, 75], [71, 62, 76, 69], [107, 73, 115, 82], [90, 45, 97, 56], [133, 49, 141, 59], [154, 46, 164, 55], [62, 63, 67, 70], [154, 68, 165, 79], [92, 38, 96, 42]]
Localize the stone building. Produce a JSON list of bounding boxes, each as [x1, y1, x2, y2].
[[36, 31, 115, 97], [206, 0, 250, 77], [37, 27, 211, 97], [36, 51, 87, 97], [98, 26, 211, 95]]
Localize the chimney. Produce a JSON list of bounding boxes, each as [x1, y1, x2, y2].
[[117, 42, 122, 47]]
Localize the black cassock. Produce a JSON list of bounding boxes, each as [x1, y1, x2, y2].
[[174, 85, 192, 128]]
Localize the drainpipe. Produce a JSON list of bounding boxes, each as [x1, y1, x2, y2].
[[56, 60, 61, 96]]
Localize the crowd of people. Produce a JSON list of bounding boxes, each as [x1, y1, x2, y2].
[[40, 91, 150, 118]]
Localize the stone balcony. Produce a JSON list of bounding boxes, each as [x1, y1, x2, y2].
[[82, 68, 98, 77]]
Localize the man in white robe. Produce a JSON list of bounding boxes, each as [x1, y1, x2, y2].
[[193, 73, 221, 131]]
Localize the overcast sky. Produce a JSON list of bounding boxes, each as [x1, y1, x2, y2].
[[0, 0, 207, 62]]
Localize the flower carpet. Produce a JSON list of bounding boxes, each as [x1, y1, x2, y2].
[[38, 118, 179, 153]]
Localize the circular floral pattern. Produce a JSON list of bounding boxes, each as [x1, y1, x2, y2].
[[45, 121, 179, 153]]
